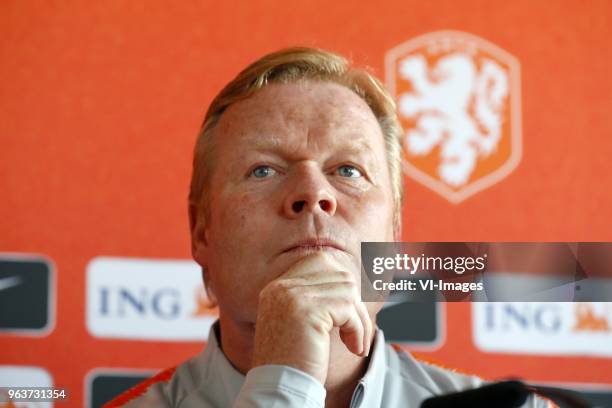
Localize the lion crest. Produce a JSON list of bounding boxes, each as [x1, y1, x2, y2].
[[386, 31, 521, 203]]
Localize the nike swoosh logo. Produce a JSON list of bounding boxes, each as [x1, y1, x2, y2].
[[0, 276, 23, 291]]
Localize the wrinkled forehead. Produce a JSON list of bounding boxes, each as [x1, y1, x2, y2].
[[215, 81, 384, 154]]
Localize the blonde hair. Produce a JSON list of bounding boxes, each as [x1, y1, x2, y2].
[[189, 47, 404, 238]]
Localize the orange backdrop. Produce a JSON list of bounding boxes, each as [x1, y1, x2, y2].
[[2, 0, 611, 406]]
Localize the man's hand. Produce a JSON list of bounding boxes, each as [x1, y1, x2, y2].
[[251, 252, 373, 385]]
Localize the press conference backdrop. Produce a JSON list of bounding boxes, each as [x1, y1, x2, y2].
[[1, 1, 611, 407]]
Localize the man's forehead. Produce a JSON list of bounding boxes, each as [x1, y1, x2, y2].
[[217, 81, 383, 152], [238, 133, 377, 156]]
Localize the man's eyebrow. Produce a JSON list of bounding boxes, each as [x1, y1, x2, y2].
[[333, 139, 376, 155], [240, 136, 377, 156]]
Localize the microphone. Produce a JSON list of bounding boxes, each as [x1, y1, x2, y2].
[[421, 380, 528, 408], [420, 380, 592, 408]]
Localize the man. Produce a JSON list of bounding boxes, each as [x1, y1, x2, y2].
[[107, 47, 550, 407]]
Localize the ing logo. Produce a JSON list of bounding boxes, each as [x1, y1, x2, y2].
[[386, 31, 522, 203], [573, 303, 610, 332]]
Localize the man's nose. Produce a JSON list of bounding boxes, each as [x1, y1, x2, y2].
[[283, 166, 337, 218]]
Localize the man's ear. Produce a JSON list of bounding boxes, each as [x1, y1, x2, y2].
[[189, 202, 209, 265], [189, 202, 218, 308]]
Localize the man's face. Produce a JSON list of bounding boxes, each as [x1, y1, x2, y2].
[[192, 81, 396, 324]]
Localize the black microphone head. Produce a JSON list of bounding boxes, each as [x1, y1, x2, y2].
[[421, 380, 529, 408]]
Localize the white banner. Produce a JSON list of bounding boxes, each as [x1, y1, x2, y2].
[[473, 302, 612, 357], [86, 257, 217, 341]]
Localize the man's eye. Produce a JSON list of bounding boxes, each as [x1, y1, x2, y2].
[[337, 165, 362, 178], [251, 166, 276, 178]]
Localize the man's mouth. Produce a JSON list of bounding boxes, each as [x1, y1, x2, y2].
[[281, 238, 346, 254]]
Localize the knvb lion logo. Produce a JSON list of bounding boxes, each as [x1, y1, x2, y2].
[[386, 31, 521, 203]]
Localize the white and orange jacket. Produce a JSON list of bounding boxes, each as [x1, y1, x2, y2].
[[106, 321, 552, 408]]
